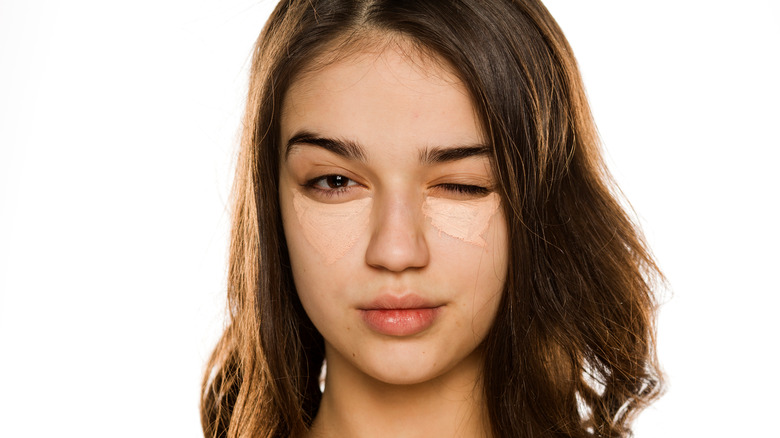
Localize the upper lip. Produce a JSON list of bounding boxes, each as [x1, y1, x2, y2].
[[359, 293, 442, 310]]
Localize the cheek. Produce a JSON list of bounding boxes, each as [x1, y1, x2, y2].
[[427, 194, 507, 324], [422, 193, 500, 248], [291, 191, 372, 264]]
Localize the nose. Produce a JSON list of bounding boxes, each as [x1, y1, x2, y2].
[[364, 193, 430, 272]]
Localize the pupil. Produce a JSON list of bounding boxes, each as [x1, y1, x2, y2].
[[327, 175, 346, 188]]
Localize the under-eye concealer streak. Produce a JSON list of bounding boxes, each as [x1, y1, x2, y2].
[[292, 190, 372, 264], [423, 193, 500, 247]]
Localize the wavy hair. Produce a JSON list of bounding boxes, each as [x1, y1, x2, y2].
[[201, 1, 664, 437]]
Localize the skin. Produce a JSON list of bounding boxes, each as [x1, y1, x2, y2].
[[292, 190, 372, 264], [278, 39, 508, 438]]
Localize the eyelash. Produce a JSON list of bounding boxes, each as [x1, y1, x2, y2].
[[303, 175, 490, 198], [303, 175, 358, 198], [435, 183, 490, 196]]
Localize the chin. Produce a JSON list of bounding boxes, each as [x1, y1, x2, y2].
[[363, 360, 445, 386], [356, 341, 473, 387]]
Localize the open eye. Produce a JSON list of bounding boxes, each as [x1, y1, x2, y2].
[[314, 175, 355, 189], [304, 174, 360, 199]]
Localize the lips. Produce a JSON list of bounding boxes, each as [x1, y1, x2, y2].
[[359, 294, 442, 336]]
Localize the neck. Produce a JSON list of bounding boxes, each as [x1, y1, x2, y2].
[[307, 345, 491, 438]]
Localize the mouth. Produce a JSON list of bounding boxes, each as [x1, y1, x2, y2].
[[359, 294, 443, 336]]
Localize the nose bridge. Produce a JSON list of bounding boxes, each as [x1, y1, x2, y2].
[[365, 189, 429, 272]]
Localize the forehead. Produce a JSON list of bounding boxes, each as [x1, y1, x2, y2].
[[280, 39, 484, 161]]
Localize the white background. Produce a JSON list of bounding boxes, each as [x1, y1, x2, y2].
[[1, 1, 777, 436]]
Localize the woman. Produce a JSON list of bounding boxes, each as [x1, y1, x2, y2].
[[201, 1, 663, 437]]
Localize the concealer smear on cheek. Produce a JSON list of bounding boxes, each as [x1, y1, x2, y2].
[[292, 190, 372, 264], [422, 192, 500, 247]]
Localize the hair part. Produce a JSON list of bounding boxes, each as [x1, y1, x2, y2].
[[201, 1, 664, 437]]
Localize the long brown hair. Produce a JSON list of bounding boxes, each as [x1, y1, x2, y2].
[[201, 1, 664, 437]]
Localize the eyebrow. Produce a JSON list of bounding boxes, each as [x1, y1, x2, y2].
[[418, 144, 491, 165], [285, 131, 367, 162], [285, 130, 490, 164]]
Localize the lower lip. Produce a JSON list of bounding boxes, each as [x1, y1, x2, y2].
[[360, 307, 441, 336]]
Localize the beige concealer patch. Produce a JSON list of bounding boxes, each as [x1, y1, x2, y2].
[[292, 191, 372, 264], [422, 193, 500, 247]]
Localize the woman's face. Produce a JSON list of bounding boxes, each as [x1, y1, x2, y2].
[[278, 42, 508, 386]]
